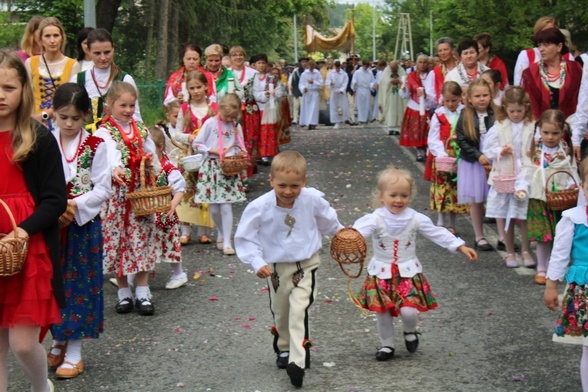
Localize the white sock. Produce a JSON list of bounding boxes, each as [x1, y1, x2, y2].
[[117, 287, 133, 302], [220, 203, 234, 248], [60, 340, 82, 368], [400, 307, 419, 340], [197, 225, 210, 236], [170, 262, 183, 276], [50, 340, 66, 356], [376, 312, 395, 348], [135, 286, 152, 301], [181, 223, 192, 237]]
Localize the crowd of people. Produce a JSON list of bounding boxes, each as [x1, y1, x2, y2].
[[2, 13, 588, 392]]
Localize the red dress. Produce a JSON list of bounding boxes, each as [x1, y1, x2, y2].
[[0, 131, 61, 328]]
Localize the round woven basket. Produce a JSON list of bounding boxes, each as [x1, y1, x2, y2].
[[221, 145, 248, 176], [0, 199, 29, 276], [126, 157, 173, 216], [545, 170, 579, 211], [330, 227, 367, 278]]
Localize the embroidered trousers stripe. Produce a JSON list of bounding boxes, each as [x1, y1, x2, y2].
[[267, 252, 320, 369]]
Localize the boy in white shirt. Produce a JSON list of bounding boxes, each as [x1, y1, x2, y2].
[[235, 150, 343, 388]]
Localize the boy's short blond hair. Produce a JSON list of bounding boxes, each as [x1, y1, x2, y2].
[[270, 151, 307, 177]]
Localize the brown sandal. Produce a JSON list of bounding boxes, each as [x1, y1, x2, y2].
[[55, 360, 84, 379], [47, 342, 68, 368], [198, 235, 213, 244]]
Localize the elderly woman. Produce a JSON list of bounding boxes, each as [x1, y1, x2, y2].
[[25, 17, 78, 126], [521, 28, 582, 121], [425, 37, 458, 106], [445, 38, 489, 88], [204, 44, 243, 101], [163, 44, 215, 106], [474, 33, 509, 90]]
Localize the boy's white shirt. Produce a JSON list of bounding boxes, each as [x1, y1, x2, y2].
[[235, 187, 343, 273]]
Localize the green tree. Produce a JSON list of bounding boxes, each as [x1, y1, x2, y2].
[[345, 3, 387, 61]]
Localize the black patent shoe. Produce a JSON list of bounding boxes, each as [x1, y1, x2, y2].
[[135, 298, 155, 316], [474, 237, 493, 251], [115, 297, 133, 314], [375, 346, 395, 361], [276, 351, 289, 369], [404, 332, 421, 353], [286, 362, 305, 388]]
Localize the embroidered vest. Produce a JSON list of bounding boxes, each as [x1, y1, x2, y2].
[[368, 213, 422, 278], [67, 135, 103, 198], [567, 224, 588, 285], [77, 69, 128, 122]]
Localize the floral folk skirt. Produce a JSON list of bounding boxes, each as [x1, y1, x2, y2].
[[553, 282, 588, 346], [357, 265, 437, 317], [430, 169, 470, 214], [527, 199, 560, 243], [399, 107, 429, 148], [194, 159, 246, 204]]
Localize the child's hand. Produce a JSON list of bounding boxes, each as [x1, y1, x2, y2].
[[544, 284, 559, 311], [113, 166, 126, 186], [176, 92, 184, 101], [188, 135, 196, 143], [0, 227, 28, 241], [257, 265, 273, 279], [458, 245, 478, 261], [515, 190, 527, 199], [500, 145, 512, 155], [478, 154, 490, 166]]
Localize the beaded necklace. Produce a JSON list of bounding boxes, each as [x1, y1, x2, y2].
[[539, 60, 566, 90], [457, 63, 483, 84], [60, 131, 84, 163]]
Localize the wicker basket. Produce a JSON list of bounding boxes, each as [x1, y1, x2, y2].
[[545, 170, 579, 211], [435, 139, 457, 173], [492, 152, 517, 194], [0, 199, 29, 276], [125, 157, 173, 216], [330, 227, 367, 278], [220, 145, 248, 176]]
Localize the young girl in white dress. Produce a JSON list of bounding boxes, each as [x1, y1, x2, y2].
[[192, 93, 246, 255], [353, 166, 477, 361], [483, 86, 535, 268]]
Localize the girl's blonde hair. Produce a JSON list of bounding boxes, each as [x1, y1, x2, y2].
[[20, 16, 44, 57], [229, 45, 245, 57], [218, 93, 241, 120], [531, 109, 572, 161], [372, 166, 416, 207], [105, 80, 137, 104], [496, 86, 533, 123], [0, 51, 36, 162], [165, 99, 180, 114], [38, 17, 67, 53], [462, 78, 496, 143], [533, 16, 558, 36]]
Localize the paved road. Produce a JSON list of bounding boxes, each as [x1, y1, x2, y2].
[[8, 124, 580, 391]]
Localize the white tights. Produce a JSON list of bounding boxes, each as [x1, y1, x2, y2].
[[0, 326, 50, 392], [375, 307, 419, 348], [536, 241, 552, 274], [209, 203, 233, 247]]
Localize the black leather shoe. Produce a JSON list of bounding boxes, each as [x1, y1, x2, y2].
[[115, 297, 133, 314], [276, 351, 289, 369], [135, 298, 155, 316], [496, 240, 520, 252], [474, 238, 493, 251], [375, 346, 395, 361], [404, 332, 420, 353], [286, 362, 304, 388]]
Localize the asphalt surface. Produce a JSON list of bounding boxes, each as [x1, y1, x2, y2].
[[8, 123, 581, 392]]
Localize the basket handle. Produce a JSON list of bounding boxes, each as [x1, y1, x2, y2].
[[496, 150, 517, 176], [139, 156, 147, 189], [544, 170, 577, 193], [0, 199, 20, 239]]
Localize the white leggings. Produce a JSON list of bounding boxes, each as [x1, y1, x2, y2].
[[209, 203, 233, 247], [375, 307, 419, 348]]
